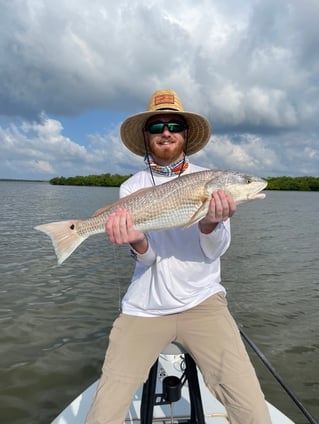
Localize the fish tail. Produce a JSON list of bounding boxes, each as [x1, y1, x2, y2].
[[34, 220, 86, 265]]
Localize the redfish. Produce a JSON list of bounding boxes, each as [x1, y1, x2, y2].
[[35, 170, 267, 264]]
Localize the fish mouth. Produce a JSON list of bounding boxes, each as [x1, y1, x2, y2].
[[247, 181, 268, 200], [248, 192, 266, 200]]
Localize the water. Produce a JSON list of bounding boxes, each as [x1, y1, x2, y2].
[[0, 182, 318, 424]]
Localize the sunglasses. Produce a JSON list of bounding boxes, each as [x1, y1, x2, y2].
[[145, 121, 188, 134]]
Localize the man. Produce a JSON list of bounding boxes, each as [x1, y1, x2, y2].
[[86, 89, 271, 424]]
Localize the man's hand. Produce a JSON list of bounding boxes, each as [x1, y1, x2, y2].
[[199, 189, 236, 234], [105, 208, 148, 253]]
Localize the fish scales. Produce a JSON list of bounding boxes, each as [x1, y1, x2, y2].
[[129, 171, 209, 229], [78, 171, 210, 235]]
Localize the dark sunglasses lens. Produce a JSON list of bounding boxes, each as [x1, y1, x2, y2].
[[148, 123, 165, 133], [167, 123, 185, 132], [147, 122, 186, 134]]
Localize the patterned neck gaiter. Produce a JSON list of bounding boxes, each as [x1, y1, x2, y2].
[[144, 154, 189, 177]]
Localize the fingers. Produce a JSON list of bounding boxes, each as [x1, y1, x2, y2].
[[213, 190, 236, 219], [106, 208, 126, 243], [206, 189, 236, 223], [106, 208, 145, 244]]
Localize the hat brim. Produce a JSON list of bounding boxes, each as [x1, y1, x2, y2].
[[120, 110, 211, 156]]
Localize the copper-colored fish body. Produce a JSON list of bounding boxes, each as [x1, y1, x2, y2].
[[35, 170, 267, 264]]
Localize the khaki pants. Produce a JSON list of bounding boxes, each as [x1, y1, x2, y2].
[[86, 293, 271, 424]]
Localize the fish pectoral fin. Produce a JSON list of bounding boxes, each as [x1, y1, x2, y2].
[[184, 197, 210, 228]]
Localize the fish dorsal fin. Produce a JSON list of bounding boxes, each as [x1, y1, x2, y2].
[[184, 195, 211, 228], [92, 187, 153, 217]]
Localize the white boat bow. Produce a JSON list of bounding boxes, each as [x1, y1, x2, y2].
[[52, 343, 295, 424]]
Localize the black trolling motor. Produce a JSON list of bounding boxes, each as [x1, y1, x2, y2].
[[163, 375, 182, 403], [140, 353, 205, 424]]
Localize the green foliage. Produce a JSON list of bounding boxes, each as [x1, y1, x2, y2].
[[50, 173, 319, 191], [266, 176, 319, 191], [49, 173, 131, 187]]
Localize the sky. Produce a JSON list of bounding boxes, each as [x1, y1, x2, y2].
[[1, 0, 318, 180]]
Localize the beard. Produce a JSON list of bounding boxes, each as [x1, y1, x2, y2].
[[148, 138, 186, 165]]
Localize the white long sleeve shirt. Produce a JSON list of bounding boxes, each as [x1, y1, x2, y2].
[[120, 163, 231, 317]]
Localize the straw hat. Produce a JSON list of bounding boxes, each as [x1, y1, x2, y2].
[[120, 89, 211, 156]]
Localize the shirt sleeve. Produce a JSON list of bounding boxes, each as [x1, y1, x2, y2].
[[119, 184, 130, 198], [129, 234, 156, 266], [199, 220, 231, 260]]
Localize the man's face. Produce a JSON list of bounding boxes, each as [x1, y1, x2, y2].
[[144, 114, 188, 165]]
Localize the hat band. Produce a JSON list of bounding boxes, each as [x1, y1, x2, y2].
[[155, 107, 180, 111]]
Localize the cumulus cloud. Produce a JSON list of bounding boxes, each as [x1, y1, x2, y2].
[[0, 0, 318, 178], [194, 133, 281, 176], [0, 113, 141, 179]]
